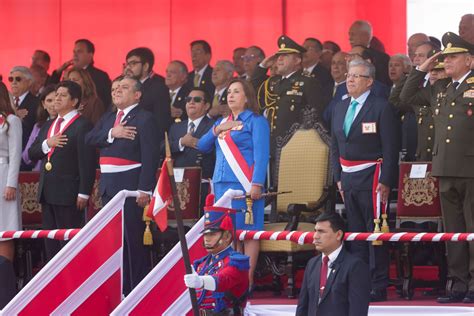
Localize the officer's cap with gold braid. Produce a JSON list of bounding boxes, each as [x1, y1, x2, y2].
[[276, 35, 307, 55], [442, 32, 474, 55], [200, 193, 236, 234], [427, 48, 444, 70]]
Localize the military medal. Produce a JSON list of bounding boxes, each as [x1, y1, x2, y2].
[[45, 160, 52, 171], [435, 109, 439, 115]]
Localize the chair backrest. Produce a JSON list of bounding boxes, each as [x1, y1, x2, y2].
[[19, 172, 42, 227], [397, 162, 441, 217], [276, 129, 329, 213]]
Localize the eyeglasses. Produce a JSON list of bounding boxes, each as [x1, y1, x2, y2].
[[8, 76, 23, 82], [124, 60, 142, 68], [241, 54, 256, 61], [185, 96, 204, 103], [345, 73, 370, 79]]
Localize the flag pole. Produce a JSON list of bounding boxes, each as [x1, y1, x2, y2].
[[164, 132, 199, 316]]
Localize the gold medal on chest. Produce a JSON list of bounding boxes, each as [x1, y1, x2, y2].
[[45, 161, 52, 171]]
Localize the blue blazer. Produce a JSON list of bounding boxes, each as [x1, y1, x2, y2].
[[323, 80, 390, 130], [85, 106, 159, 196], [331, 93, 400, 191], [296, 247, 370, 316], [197, 110, 270, 186]]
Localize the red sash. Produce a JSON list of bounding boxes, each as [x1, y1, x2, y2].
[[46, 113, 81, 162]]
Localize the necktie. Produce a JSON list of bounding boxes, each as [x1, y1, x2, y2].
[[188, 121, 195, 135], [193, 73, 200, 87], [53, 117, 64, 135], [14, 97, 20, 108], [114, 110, 124, 127], [212, 93, 220, 107], [319, 256, 330, 297], [452, 81, 460, 90], [170, 91, 176, 105], [332, 84, 338, 97], [343, 100, 359, 136]]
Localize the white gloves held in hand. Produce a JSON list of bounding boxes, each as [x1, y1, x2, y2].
[[184, 266, 216, 291]]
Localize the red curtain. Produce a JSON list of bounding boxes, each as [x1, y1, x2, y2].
[[0, 0, 405, 80]]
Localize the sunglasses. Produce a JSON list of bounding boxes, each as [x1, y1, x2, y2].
[[185, 96, 204, 103], [8, 76, 23, 82]]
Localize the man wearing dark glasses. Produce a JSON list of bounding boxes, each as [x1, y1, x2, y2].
[[168, 88, 215, 210], [8, 66, 39, 159]]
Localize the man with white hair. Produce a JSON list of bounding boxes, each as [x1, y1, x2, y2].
[[209, 60, 234, 118], [348, 20, 391, 86], [8, 66, 39, 153], [459, 14, 474, 45], [331, 59, 399, 302], [166, 60, 190, 122]]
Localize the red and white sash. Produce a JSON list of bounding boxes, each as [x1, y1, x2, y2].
[[99, 157, 142, 173], [217, 115, 252, 192], [339, 158, 387, 220], [46, 113, 81, 161]]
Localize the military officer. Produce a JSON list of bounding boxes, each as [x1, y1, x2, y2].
[[184, 190, 250, 315], [400, 32, 474, 304], [257, 35, 324, 153]]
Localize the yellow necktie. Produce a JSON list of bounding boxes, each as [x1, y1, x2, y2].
[[212, 93, 220, 107], [193, 73, 200, 87]]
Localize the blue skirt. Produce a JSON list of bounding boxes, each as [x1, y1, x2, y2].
[[214, 182, 264, 231]]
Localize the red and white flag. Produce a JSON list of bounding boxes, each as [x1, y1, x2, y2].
[[112, 189, 243, 315], [147, 159, 172, 232], [0, 190, 137, 316]]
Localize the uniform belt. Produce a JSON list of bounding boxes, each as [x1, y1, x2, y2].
[[199, 308, 234, 316], [0, 157, 9, 164]]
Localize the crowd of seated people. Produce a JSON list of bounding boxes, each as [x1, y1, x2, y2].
[[0, 13, 473, 308]]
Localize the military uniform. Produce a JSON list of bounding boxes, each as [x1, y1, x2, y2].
[[400, 32, 474, 299], [257, 36, 324, 153]]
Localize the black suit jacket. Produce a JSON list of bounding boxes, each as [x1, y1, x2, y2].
[[139, 73, 172, 145], [171, 85, 191, 122], [296, 248, 370, 316], [331, 93, 400, 190], [19, 92, 39, 150], [186, 66, 215, 98], [28, 115, 96, 206], [168, 116, 215, 179], [309, 63, 334, 107], [368, 48, 392, 87]]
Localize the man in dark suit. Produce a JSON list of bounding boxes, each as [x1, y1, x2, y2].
[[208, 60, 233, 118], [296, 212, 370, 316], [186, 40, 215, 98], [349, 20, 391, 86], [125, 47, 171, 146], [302, 37, 334, 107], [170, 88, 215, 209], [8, 66, 39, 154], [166, 60, 190, 122], [242, 46, 267, 91], [331, 59, 399, 301], [28, 81, 96, 260], [50, 39, 111, 108], [85, 76, 159, 295]]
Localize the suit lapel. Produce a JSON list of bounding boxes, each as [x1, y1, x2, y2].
[[319, 249, 345, 303], [313, 256, 322, 303], [348, 94, 375, 137], [451, 71, 474, 100], [336, 98, 350, 139], [122, 106, 140, 125], [194, 116, 210, 138]]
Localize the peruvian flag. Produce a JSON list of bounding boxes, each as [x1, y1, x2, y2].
[[147, 159, 172, 232], [112, 189, 243, 315], [0, 190, 135, 315]]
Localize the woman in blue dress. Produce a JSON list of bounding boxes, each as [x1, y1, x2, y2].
[[197, 78, 270, 288]]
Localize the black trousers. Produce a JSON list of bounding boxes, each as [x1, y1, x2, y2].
[[102, 194, 148, 296], [0, 255, 16, 309], [41, 202, 85, 260], [344, 189, 389, 290]]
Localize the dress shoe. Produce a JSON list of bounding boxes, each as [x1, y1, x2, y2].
[[462, 291, 474, 303], [437, 291, 465, 304], [370, 289, 387, 302]]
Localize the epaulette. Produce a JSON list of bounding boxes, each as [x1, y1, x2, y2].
[[229, 253, 250, 271], [467, 77, 474, 84]]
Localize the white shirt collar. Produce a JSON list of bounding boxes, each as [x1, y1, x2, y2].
[[140, 72, 152, 84], [454, 71, 471, 87], [195, 64, 209, 77], [51, 109, 79, 135], [117, 103, 139, 119], [170, 86, 182, 104], [17, 91, 29, 105], [215, 87, 226, 98], [322, 243, 343, 267], [350, 89, 371, 105], [283, 71, 297, 79], [304, 63, 318, 74], [334, 80, 346, 86], [188, 115, 205, 131]]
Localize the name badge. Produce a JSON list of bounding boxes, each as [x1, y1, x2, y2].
[[463, 90, 474, 98], [362, 122, 377, 134]]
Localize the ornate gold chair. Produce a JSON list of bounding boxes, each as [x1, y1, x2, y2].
[[394, 161, 445, 299], [258, 107, 332, 298]]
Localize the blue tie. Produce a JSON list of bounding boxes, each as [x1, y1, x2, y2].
[[343, 100, 359, 136]]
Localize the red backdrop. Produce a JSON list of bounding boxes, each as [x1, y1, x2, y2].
[[0, 0, 406, 80]]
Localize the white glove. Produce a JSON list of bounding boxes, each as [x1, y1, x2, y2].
[[184, 266, 216, 291]]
